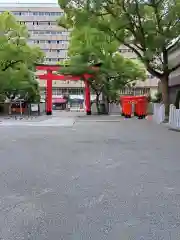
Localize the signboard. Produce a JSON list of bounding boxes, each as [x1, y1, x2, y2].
[[31, 104, 38, 112]]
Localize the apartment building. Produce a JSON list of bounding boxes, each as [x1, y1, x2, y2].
[[168, 44, 180, 104], [0, 0, 84, 99], [0, 1, 158, 100]]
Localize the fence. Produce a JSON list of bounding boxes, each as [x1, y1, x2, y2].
[[152, 103, 165, 123], [169, 104, 180, 129], [152, 103, 180, 129]]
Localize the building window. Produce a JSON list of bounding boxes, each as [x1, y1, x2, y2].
[[12, 11, 63, 16], [31, 30, 67, 35], [32, 40, 40, 44], [119, 48, 133, 53], [32, 22, 39, 25], [58, 58, 64, 61], [13, 12, 20, 15], [35, 21, 56, 26]]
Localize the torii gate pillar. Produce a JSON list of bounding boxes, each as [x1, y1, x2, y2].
[[44, 70, 91, 115], [84, 76, 91, 115], [46, 70, 53, 115]]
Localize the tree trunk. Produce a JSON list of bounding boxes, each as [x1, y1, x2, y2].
[[105, 96, 109, 114], [161, 74, 169, 117], [9, 102, 12, 115], [96, 94, 100, 114], [102, 92, 109, 114]]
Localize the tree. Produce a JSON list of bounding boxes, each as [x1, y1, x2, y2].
[[0, 11, 44, 103], [58, 0, 180, 115], [58, 21, 145, 113]]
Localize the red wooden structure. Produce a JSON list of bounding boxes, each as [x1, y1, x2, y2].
[[36, 64, 92, 115]]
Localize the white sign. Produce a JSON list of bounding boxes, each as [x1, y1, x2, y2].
[[31, 104, 38, 111]]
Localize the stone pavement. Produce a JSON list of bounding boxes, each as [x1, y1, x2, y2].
[[0, 112, 180, 239], [0, 111, 122, 126], [0, 111, 78, 127], [0, 117, 75, 127]]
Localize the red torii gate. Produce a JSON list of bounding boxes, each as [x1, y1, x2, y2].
[[36, 64, 92, 115]]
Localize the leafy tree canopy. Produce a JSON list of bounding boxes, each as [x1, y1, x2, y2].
[[58, 19, 146, 103], [0, 12, 44, 102], [58, 0, 180, 111]]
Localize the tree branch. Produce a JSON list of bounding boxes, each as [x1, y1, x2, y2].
[[121, 0, 146, 50], [123, 42, 143, 60], [151, 0, 163, 34], [146, 63, 163, 78], [134, 0, 146, 49], [123, 42, 163, 78], [168, 62, 180, 73], [2, 60, 22, 71]]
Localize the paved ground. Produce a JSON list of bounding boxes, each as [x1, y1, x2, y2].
[[0, 112, 180, 239]]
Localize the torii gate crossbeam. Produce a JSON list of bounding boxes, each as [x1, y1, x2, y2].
[[36, 65, 92, 115]]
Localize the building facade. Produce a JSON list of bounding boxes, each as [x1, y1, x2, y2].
[[168, 45, 180, 104], [0, 1, 158, 99]]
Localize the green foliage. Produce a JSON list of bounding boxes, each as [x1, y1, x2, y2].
[[59, 0, 180, 75], [0, 12, 44, 102], [58, 0, 180, 109], [58, 17, 146, 103], [152, 92, 162, 103]]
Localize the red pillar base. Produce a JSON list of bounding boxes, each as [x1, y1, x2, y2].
[[46, 111, 52, 115], [86, 110, 91, 115]]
